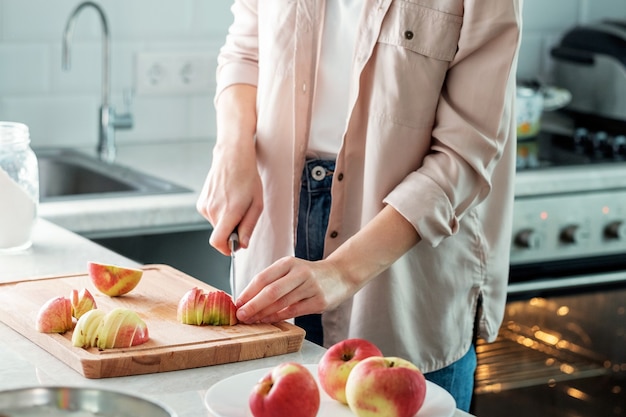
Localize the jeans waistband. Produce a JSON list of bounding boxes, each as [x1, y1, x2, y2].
[[302, 159, 335, 191]]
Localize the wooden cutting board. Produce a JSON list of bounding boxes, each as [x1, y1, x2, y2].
[[0, 264, 305, 379]]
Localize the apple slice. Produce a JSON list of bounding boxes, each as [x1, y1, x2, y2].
[[36, 296, 73, 333], [202, 291, 218, 325], [177, 287, 238, 326], [70, 288, 97, 319], [88, 261, 143, 296], [96, 308, 150, 349], [177, 286, 202, 324], [72, 308, 106, 348]]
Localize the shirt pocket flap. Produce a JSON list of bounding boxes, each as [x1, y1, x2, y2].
[[378, 2, 462, 62]]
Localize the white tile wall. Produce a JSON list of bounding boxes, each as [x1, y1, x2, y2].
[[0, 0, 625, 148], [518, 0, 626, 81], [0, 0, 231, 148]]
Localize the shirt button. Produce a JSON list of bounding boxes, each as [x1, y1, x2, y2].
[[311, 166, 326, 181], [330, 231, 338, 238], [404, 30, 414, 40], [337, 173, 344, 181]]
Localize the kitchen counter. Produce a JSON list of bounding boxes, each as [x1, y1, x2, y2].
[[0, 220, 473, 417]]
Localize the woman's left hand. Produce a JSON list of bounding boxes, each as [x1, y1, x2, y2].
[[235, 205, 421, 324], [234, 256, 354, 324]]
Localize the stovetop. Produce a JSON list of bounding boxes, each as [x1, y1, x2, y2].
[[518, 109, 626, 169], [520, 129, 626, 169], [514, 111, 626, 197]]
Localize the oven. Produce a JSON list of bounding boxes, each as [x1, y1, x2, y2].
[[471, 111, 626, 417]]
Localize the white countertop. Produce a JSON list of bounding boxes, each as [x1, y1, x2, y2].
[[1, 139, 473, 417]]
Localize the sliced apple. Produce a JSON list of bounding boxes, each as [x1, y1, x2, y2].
[[36, 296, 73, 333], [72, 307, 149, 350], [177, 287, 238, 326], [72, 308, 106, 348], [88, 261, 143, 297], [96, 308, 150, 349], [203, 291, 219, 325], [177, 286, 200, 324], [70, 288, 97, 319]]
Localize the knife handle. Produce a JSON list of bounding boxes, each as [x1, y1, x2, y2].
[[228, 231, 240, 252]]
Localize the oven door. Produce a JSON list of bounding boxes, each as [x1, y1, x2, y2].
[[472, 263, 626, 417]]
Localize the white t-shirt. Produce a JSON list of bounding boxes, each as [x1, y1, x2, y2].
[[307, 0, 363, 158]]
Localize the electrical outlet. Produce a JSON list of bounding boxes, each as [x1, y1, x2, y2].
[[135, 52, 215, 95]]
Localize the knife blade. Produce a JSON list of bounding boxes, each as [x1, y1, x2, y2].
[[228, 230, 240, 301]]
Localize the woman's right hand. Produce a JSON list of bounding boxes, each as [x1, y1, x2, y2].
[[196, 84, 262, 255]]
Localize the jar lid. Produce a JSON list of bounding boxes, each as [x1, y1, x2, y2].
[[0, 121, 30, 144]]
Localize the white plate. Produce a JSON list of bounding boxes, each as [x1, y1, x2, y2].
[[205, 364, 456, 417]]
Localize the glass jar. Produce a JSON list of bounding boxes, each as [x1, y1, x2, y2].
[[0, 121, 39, 251]]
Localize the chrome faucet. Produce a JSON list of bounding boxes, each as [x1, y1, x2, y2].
[[62, 1, 133, 163]]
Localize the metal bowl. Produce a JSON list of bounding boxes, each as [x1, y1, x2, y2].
[[0, 386, 176, 417]]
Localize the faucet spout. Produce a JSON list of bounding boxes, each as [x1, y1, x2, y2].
[[62, 1, 132, 163]]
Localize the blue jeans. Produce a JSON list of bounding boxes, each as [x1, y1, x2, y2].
[[294, 159, 335, 346], [424, 344, 476, 412], [294, 159, 476, 411]]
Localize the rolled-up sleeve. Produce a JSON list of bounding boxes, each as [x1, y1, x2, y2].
[[386, 0, 521, 247]]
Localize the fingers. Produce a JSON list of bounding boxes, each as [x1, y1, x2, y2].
[[243, 298, 321, 324], [236, 257, 294, 308], [208, 195, 263, 255], [196, 166, 263, 255], [236, 193, 263, 249], [209, 220, 240, 255], [236, 258, 328, 324]]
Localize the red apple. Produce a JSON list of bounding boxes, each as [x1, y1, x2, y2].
[[345, 356, 427, 417], [70, 288, 97, 319], [35, 296, 73, 333], [249, 362, 320, 417], [177, 287, 238, 326], [317, 338, 383, 404], [88, 261, 143, 297]]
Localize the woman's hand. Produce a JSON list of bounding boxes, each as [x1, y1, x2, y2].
[[196, 84, 261, 255], [235, 205, 421, 323], [235, 256, 356, 323], [196, 140, 263, 255]]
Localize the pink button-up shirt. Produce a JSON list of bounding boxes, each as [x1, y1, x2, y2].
[[216, 0, 521, 372]]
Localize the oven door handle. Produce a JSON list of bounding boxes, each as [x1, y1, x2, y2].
[[508, 270, 626, 295]]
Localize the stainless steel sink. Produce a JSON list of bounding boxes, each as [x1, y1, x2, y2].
[[35, 148, 190, 202]]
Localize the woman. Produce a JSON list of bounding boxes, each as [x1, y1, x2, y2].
[[197, 0, 522, 410]]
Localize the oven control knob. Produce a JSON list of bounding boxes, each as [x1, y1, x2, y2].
[[560, 224, 590, 244], [514, 229, 542, 249], [605, 221, 626, 240]]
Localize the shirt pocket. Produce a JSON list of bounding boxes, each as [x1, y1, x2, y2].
[[378, 1, 462, 62]]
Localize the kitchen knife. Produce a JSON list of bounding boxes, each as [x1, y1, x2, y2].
[[228, 231, 240, 301]]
